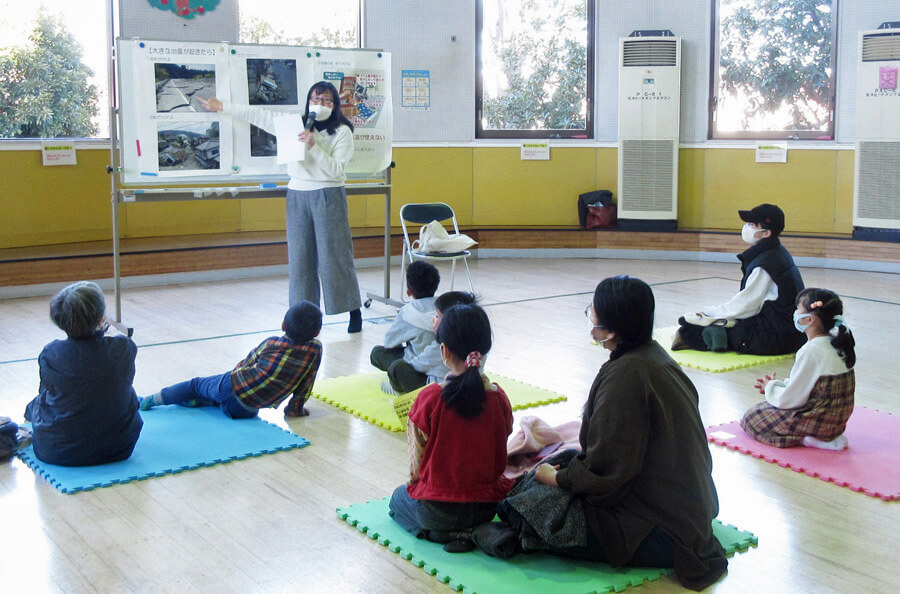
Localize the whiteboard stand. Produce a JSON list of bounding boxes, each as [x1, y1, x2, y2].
[[105, 21, 400, 332], [108, 171, 399, 334]]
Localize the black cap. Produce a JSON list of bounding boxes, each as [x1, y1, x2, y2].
[[738, 203, 784, 236]]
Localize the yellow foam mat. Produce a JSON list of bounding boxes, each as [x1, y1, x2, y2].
[[313, 371, 567, 432], [655, 326, 794, 373]]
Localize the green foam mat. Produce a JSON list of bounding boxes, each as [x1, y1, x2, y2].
[[313, 371, 567, 432], [338, 497, 757, 594], [654, 326, 794, 373]]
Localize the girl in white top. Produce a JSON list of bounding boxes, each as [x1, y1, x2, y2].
[[741, 288, 857, 450], [199, 82, 363, 332]]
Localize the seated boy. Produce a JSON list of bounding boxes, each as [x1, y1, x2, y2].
[[673, 203, 805, 355], [141, 301, 323, 418], [371, 261, 443, 395]]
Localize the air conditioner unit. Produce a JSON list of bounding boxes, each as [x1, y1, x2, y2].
[[853, 30, 900, 241], [617, 36, 682, 232]]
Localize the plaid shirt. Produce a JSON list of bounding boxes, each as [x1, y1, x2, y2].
[[230, 336, 322, 416], [741, 369, 855, 448]]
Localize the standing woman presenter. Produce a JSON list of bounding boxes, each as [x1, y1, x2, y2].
[[200, 82, 363, 332]]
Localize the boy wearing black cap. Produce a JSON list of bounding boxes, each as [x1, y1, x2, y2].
[[674, 203, 806, 355]]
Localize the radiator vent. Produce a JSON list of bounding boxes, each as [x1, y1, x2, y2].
[[857, 141, 900, 220], [862, 32, 900, 62], [622, 40, 678, 67], [620, 140, 675, 211]]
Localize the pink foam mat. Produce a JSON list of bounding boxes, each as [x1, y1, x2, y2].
[[706, 406, 900, 501]]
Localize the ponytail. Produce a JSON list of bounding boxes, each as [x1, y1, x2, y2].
[[797, 288, 856, 369], [437, 305, 492, 419], [832, 323, 856, 369]]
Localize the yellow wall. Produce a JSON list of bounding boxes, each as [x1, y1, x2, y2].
[[0, 145, 856, 250]]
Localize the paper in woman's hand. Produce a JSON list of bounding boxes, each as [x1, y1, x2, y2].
[[273, 114, 306, 164]]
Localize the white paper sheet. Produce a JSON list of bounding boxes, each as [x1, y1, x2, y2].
[[273, 114, 306, 164]]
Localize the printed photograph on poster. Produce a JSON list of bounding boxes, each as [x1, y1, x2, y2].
[[250, 125, 277, 157], [247, 59, 298, 105], [157, 121, 221, 170], [155, 64, 217, 113], [327, 70, 386, 128]]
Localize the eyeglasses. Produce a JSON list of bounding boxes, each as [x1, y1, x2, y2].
[[310, 95, 335, 106], [584, 305, 605, 331]]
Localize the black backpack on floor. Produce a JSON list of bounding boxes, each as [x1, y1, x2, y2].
[[1, 416, 25, 461]]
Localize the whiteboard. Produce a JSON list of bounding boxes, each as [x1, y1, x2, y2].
[[116, 38, 393, 185]]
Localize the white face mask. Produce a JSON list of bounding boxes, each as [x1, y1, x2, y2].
[[309, 105, 332, 122], [741, 223, 760, 244]]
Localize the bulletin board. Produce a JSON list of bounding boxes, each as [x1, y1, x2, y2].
[[116, 38, 393, 185]]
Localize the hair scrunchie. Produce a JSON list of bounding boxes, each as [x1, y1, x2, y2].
[[833, 314, 844, 328], [465, 351, 483, 368]]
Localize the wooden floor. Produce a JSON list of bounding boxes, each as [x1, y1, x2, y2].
[[0, 258, 898, 593]]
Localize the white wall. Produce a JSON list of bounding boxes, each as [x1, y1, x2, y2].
[[119, 0, 239, 42], [365, 0, 475, 142], [341, 0, 900, 143]]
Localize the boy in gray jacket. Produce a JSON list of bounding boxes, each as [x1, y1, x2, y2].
[[370, 262, 444, 395]]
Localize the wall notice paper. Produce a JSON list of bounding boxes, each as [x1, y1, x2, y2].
[[273, 114, 306, 164], [401, 69, 430, 110], [755, 142, 788, 163], [41, 143, 77, 166], [521, 143, 550, 160]]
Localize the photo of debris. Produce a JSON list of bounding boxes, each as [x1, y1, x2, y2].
[[155, 63, 217, 113], [250, 125, 277, 157], [157, 121, 221, 170], [247, 59, 298, 105]]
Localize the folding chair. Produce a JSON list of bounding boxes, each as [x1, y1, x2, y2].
[[399, 202, 475, 299]]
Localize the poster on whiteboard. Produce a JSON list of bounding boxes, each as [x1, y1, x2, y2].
[[314, 49, 393, 174], [117, 39, 392, 185], [117, 40, 233, 181]]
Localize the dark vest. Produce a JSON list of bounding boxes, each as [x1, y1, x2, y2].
[[737, 237, 804, 335]]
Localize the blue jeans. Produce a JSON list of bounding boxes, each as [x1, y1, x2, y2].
[[161, 372, 258, 419], [388, 485, 498, 538]]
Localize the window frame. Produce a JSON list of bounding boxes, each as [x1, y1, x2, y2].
[[475, 0, 595, 139], [708, 0, 839, 141]]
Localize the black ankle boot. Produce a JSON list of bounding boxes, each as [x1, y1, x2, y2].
[[348, 309, 362, 333], [472, 522, 519, 558], [426, 529, 475, 553]]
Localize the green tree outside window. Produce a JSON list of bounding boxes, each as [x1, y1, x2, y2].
[[478, 0, 592, 138], [0, 11, 99, 139], [713, 0, 836, 139]]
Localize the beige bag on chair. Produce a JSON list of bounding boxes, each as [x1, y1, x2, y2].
[[412, 220, 477, 254]]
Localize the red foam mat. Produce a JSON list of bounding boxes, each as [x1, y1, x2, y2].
[[707, 406, 900, 501]]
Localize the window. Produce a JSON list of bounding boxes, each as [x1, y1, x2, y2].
[[0, 0, 109, 139], [239, 0, 360, 48], [476, 0, 594, 139], [710, 0, 837, 140]]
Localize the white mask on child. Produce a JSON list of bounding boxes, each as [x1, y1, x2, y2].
[[793, 310, 813, 333], [741, 223, 760, 244]]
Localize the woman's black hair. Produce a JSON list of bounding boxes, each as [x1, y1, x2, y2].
[[797, 288, 856, 369], [436, 304, 492, 419], [303, 81, 354, 135], [433, 291, 477, 313], [592, 275, 654, 360]]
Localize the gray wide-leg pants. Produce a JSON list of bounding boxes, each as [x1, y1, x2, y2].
[[286, 187, 362, 314]]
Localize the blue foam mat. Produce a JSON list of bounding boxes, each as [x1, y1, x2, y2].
[[17, 405, 310, 494]]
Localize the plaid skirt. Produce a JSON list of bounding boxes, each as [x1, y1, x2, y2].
[[740, 370, 855, 448]]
